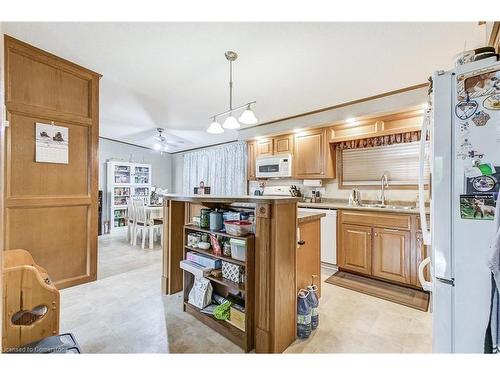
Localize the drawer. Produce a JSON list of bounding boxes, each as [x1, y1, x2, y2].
[[339, 210, 411, 230]]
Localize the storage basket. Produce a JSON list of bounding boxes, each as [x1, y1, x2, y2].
[[224, 220, 253, 236]]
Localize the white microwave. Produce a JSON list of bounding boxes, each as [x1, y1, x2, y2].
[[255, 154, 292, 178]]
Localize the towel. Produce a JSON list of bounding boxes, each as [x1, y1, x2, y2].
[[485, 196, 500, 353]]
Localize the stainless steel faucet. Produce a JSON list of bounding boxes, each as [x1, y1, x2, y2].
[[380, 174, 389, 206]]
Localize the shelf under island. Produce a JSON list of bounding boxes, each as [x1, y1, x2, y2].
[[161, 194, 299, 353]]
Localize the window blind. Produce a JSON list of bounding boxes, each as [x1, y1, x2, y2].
[[341, 142, 430, 186]]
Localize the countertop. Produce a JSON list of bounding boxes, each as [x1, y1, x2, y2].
[[297, 211, 326, 224], [298, 200, 430, 215], [162, 194, 300, 204]]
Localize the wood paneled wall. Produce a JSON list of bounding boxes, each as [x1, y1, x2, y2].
[[3, 36, 101, 289]]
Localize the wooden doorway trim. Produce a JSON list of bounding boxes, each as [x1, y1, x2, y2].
[[3, 35, 101, 289]]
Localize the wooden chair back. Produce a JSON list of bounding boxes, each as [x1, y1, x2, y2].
[[2, 249, 60, 352]]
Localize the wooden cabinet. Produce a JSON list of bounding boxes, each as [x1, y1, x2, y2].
[[247, 141, 256, 180], [274, 134, 293, 154], [294, 129, 335, 179], [338, 224, 372, 275], [372, 227, 411, 284], [256, 139, 274, 157], [338, 210, 423, 289], [297, 219, 321, 296]]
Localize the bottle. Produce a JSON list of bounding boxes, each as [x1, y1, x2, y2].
[[306, 285, 319, 330], [297, 289, 312, 339]]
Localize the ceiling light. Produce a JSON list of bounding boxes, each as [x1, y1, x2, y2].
[[163, 145, 169, 152], [346, 118, 357, 124], [153, 143, 162, 151], [207, 118, 224, 134], [293, 128, 304, 133], [207, 51, 257, 134], [421, 103, 428, 110], [238, 105, 258, 125], [222, 115, 240, 130]]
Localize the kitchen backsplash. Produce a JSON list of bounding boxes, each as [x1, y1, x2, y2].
[[248, 178, 429, 203]]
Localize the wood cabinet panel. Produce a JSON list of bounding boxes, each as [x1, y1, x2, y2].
[[274, 134, 293, 155], [256, 139, 273, 157], [294, 130, 325, 178], [340, 210, 411, 230], [7, 47, 90, 118], [372, 228, 411, 284], [4, 36, 101, 289], [339, 224, 372, 275], [297, 219, 321, 296], [8, 114, 89, 197], [6, 206, 89, 287], [247, 141, 256, 180]]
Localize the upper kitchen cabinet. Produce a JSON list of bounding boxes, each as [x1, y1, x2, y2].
[[328, 109, 423, 143], [247, 141, 257, 180], [256, 138, 274, 157], [255, 134, 293, 157], [273, 134, 294, 155], [294, 128, 335, 179]]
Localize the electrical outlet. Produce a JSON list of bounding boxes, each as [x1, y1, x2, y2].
[[2, 120, 9, 128]]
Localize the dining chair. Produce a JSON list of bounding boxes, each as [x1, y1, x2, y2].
[[126, 198, 135, 244], [132, 198, 147, 248]]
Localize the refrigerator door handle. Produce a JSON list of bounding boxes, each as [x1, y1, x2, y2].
[[418, 107, 431, 245], [418, 256, 433, 291]]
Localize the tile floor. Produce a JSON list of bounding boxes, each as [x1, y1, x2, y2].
[[60, 231, 432, 353]]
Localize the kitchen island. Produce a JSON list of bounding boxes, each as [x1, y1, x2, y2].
[[161, 194, 300, 353]]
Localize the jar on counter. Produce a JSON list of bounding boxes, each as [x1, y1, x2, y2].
[[200, 208, 211, 228]]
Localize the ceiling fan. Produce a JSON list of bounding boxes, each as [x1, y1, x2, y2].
[[153, 128, 184, 151]]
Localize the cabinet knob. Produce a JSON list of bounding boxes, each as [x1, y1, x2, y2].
[[367, 232, 371, 236], [298, 240, 306, 245], [374, 232, 378, 236]]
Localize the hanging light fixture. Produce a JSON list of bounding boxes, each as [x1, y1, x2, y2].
[[207, 117, 224, 134], [238, 103, 258, 125], [207, 51, 258, 133]]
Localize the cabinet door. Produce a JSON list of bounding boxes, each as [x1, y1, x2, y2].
[[339, 224, 372, 275], [297, 220, 321, 296], [294, 130, 325, 178], [372, 227, 411, 284], [256, 139, 273, 157], [274, 134, 293, 155], [247, 141, 256, 180]]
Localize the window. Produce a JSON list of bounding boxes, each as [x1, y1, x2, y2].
[[340, 142, 430, 187]]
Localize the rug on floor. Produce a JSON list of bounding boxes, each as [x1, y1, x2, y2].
[[325, 271, 430, 311]]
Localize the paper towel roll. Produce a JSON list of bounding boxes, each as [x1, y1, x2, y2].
[[303, 179, 322, 187]]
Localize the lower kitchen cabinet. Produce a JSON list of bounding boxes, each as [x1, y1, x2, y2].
[[338, 224, 372, 276], [297, 219, 321, 296], [372, 227, 411, 284], [338, 210, 425, 289]]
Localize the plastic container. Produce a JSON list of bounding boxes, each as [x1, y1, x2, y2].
[[306, 285, 319, 330], [297, 289, 312, 339], [229, 238, 246, 261], [224, 220, 253, 236]]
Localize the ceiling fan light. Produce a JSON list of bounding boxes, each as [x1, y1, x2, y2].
[[238, 107, 258, 125], [222, 115, 240, 130], [207, 120, 224, 134]]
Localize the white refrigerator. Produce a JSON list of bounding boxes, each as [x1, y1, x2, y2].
[[418, 56, 500, 352]]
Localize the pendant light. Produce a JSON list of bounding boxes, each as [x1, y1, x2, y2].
[[238, 104, 258, 125], [207, 117, 224, 134], [207, 51, 258, 133]]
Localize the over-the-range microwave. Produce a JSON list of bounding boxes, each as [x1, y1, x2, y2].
[[255, 154, 292, 178]]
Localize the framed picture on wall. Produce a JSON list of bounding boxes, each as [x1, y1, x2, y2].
[[35, 122, 69, 164]]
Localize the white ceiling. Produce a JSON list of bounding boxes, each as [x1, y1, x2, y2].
[[3, 22, 487, 152]]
